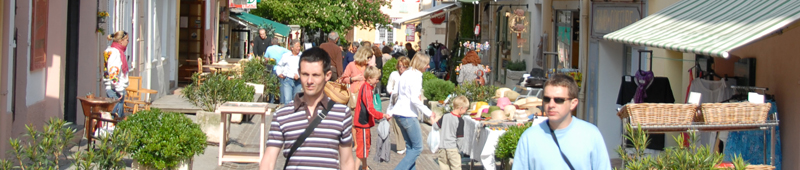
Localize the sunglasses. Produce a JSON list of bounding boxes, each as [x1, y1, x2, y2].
[[543, 97, 573, 104]]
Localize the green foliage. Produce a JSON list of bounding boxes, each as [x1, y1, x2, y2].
[[115, 109, 207, 170], [422, 78, 455, 101], [454, 81, 499, 102], [72, 132, 131, 170], [422, 71, 438, 83], [381, 58, 398, 87], [495, 122, 532, 159], [459, 4, 475, 39], [731, 154, 749, 170], [250, 0, 392, 38], [615, 124, 724, 170], [240, 58, 281, 101], [1, 118, 76, 170], [182, 72, 256, 111], [506, 60, 527, 71]]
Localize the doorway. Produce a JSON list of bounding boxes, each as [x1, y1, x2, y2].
[[177, 0, 206, 85], [63, 0, 80, 122]]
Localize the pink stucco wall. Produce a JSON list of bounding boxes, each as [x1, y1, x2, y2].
[[730, 23, 800, 169]]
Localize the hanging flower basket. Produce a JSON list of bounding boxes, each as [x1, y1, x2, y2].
[[97, 11, 109, 23]]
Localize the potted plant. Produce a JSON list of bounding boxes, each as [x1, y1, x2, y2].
[[0, 118, 77, 170], [505, 60, 526, 89], [97, 11, 109, 23], [423, 78, 455, 122], [495, 122, 533, 170], [181, 72, 255, 143], [616, 124, 724, 169], [115, 109, 207, 170], [239, 57, 280, 102]]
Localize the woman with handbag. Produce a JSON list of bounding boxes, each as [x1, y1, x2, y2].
[[387, 53, 434, 170], [339, 46, 374, 150], [458, 51, 488, 85], [386, 56, 411, 154]]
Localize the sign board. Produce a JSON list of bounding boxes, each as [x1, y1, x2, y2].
[[406, 24, 415, 41], [430, 11, 446, 25], [591, 3, 642, 38], [230, 0, 257, 9]]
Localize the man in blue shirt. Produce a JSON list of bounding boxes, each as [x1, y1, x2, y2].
[[342, 43, 355, 70], [265, 37, 290, 72], [512, 74, 611, 170]]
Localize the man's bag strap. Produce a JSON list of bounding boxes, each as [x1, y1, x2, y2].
[[547, 120, 575, 170], [284, 100, 336, 170]]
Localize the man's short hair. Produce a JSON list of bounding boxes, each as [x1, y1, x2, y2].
[[258, 28, 266, 33], [290, 39, 301, 46], [353, 47, 373, 65], [452, 96, 469, 110], [299, 47, 332, 73], [364, 66, 381, 79], [328, 32, 339, 41], [272, 38, 281, 45], [544, 73, 580, 98]]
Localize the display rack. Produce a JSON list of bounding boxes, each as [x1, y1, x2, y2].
[[620, 115, 779, 166]]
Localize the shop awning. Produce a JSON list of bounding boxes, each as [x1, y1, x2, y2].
[[393, 3, 460, 24], [603, 0, 800, 58], [231, 12, 291, 36]]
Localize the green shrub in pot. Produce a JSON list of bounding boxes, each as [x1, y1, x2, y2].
[[239, 57, 280, 102], [381, 58, 397, 87], [422, 78, 455, 101], [115, 109, 207, 169], [506, 60, 527, 71], [182, 72, 256, 111], [453, 81, 499, 102], [495, 122, 533, 160]]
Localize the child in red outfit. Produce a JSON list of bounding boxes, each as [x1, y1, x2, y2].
[[354, 66, 390, 170]]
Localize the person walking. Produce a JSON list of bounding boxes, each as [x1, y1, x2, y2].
[[343, 43, 357, 71], [320, 32, 343, 80], [386, 57, 411, 154], [276, 40, 303, 104], [386, 53, 434, 170], [103, 31, 130, 118], [354, 66, 391, 170], [252, 28, 271, 58], [259, 47, 355, 170], [265, 38, 290, 103], [405, 43, 416, 60], [512, 74, 611, 170]]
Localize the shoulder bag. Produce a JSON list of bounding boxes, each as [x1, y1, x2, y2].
[[284, 100, 337, 170], [547, 120, 575, 170]]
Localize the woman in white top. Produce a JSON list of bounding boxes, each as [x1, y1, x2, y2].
[[385, 56, 411, 154], [104, 31, 130, 117], [387, 53, 434, 169], [276, 40, 303, 104]]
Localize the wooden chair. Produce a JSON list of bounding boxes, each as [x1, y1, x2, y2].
[[78, 96, 119, 149], [124, 76, 159, 114]]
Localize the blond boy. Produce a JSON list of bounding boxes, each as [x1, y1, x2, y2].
[[433, 96, 468, 170]]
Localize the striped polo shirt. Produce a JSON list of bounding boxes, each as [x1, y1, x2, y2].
[[267, 93, 353, 170]]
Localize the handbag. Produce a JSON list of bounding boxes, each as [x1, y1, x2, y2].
[[373, 89, 382, 112], [547, 120, 575, 170], [323, 81, 351, 105], [284, 100, 336, 170]]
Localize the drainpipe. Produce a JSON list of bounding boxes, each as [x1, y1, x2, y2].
[[579, 0, 590, 121], [132, 0, 137, 78], [146, 0, 152, 90]]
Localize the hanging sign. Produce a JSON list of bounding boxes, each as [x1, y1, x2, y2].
[[230, 0, 257, 9], [430, 11, 446, 25], [474, 24, 480, 36], [406, 24, 415, 41]]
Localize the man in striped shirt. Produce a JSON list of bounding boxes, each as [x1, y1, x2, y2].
[[260, 47, 355, 170]]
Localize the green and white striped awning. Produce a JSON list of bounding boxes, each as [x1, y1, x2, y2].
[[603, 0, 800, 58]]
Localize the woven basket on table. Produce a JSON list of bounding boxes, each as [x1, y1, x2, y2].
[[700, 103, 771, 125], [618, 103, 698, 126], [746, 165, 775, 170]]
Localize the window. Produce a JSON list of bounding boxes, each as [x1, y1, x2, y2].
[[377, 26, 394, 44]]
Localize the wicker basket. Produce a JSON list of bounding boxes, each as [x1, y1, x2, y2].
[[746, 165, 776, 170], [700, 103, 771, 125], [619, 103, 698, 126]]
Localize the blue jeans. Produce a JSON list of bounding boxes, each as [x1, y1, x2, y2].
[[280, 77, 302, 104], [394, 115, 423, 170], [105, 89, 126, 118]]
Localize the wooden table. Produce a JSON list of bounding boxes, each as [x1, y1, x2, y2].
[[216, 102, 272, 165], [77, 96, 118, 149], [204, 64, 236, 72]]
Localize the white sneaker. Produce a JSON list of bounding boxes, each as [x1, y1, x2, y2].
[[397, 149, 406, 154]]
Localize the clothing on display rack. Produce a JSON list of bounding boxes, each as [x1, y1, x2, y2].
[[617, 76, 675, 150], [723, 100, 782, 169], [427, 42, 447, 72]]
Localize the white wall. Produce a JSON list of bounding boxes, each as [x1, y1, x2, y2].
[[597, 40, 624, 158]]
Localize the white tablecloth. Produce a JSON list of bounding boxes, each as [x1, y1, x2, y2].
[[469, 117, 548, 170]]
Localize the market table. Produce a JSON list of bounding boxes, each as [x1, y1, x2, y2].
[[466, 117, 548, 170], [216, 102, 272, 165]]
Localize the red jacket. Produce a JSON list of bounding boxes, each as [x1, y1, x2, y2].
[[354, 83, 384, 128]]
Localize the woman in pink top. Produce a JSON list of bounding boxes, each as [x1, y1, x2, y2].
[[339, 46, 374, 93]]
